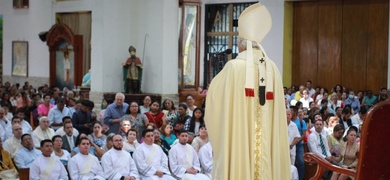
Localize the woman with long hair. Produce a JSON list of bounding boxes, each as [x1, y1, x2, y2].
[[153, 128, 170, 156], [121, 101, 148, 141], [331, 127, 359, 180], [162, 98, 178, 126], [144, 101, 166, 128], [187, 108, 205, 136], [87, 121, 107, 148], [160, 124, 177, 146], [51, 135, 71, 166], [140, 96, 151, 114], [327, 124, 345, 165]]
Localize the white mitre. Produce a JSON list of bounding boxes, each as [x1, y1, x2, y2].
[[238, 2, 272, 98]]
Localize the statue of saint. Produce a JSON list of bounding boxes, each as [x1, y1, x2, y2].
[[122, 46, 143, 94]]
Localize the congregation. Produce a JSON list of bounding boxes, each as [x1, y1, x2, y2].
[[286, 80, 389, 180], [0, 81, 211, 180], [0, 80, 386, 179]]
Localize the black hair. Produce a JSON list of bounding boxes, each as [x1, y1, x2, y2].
[[40, 139, 52, 147], [51, 135, 62, 142], [142, 129, 154, 138]]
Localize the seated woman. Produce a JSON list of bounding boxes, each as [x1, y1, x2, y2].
[[191, 124, 209, 153], [121, 101, 149, 142], [327, 124, 345, 165], [140, 96, 151, 114], [160, 124, 176, 147], [123, 128, 140, 156], [0, 138, 17, 178], [71, 133, 104, 158], [51, 135, 71, 166], [87, 121, 107, 148], [162, 98, 179, 126], [144, 101, 166, 128], [187, 108, 205, 136], [331, 126, 359, 180], [153, 128, 170, 156]]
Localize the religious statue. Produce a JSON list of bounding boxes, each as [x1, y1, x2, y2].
[[205, 3, 291, 180], [122, 46, 143, 94], [82, 69, 91, 88]]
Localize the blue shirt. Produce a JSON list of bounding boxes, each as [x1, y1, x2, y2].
[[294, 118, 307, 145], [48, 105, 72, 129], [104, 102, 129, 134], [344, 97, 361, 114], [14, 147, 41, 168]]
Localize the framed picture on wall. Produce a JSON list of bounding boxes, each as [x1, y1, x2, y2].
[[13, 0, 29, 9], [12, 41, 28, 77]]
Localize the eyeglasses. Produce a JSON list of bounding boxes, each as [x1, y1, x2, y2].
[[122, 124, 131, 127], [113, 139, 123, 142], [23, 138, 33, 142]]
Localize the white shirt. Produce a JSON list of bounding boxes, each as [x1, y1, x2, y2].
[[3, 136, 22, 157], [51, 150, 71, 166], [68, 153, 105, 180], [5, 120, 32, 140], [299, 97, 313, 109], [29, 155, 68, 180], [168, 143, 201, 178], [133, 143, 172, 178], [198, 142, 213, 174], [308, 130, 331, 158], [288, 122, 300, 156], [351, 113, 363, 127], [101, 148, 139, 179]]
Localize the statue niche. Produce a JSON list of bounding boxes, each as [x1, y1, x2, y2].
[[46, 22, 83, 90]]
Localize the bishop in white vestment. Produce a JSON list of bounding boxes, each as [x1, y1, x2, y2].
[[68, 138, 105, 180], [101, 134, 139, 180], [168, 130, 209, 180], [133, 129, 175, 180]]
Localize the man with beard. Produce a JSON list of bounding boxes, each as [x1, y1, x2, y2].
[[122, 45, 143, 94], [101, 134, 139, 180]]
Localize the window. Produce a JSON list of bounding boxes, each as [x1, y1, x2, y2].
[[203, 3, 254, 85]]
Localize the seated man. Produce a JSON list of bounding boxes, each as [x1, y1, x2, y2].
[[48, 98, 72, 130], [5, 115, 32, 140], [3, 124, 23, 157], [29, 139, 68, 180], [68, 137, 105, 180], [61, 121, 77, 153], [308, 119, 333, 162], [133, 129, 174, 180], [14, 134, 42, 168], [198, 141, 213, 177], [168, 130, 210, 180], [101, 134, 139, 180], [55, 116, 80, 137], [32, 116, 55, 148]]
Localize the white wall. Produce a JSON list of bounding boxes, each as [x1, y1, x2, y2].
[[1, 0, 52, 78]]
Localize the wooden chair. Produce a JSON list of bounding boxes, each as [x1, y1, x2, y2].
[[304, 99, 390, 180], [18, 168, 29, 180]]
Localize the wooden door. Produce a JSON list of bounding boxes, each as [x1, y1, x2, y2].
[[292, 0, 388, 93]]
